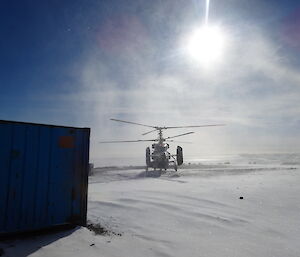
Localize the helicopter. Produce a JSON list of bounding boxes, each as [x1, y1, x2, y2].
[[100, 118, 224, 173]]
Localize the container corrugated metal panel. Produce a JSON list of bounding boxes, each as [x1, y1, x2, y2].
[[0, 120, 90, 236]]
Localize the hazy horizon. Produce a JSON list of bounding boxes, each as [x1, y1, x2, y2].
[[1, 0, 300, 163]]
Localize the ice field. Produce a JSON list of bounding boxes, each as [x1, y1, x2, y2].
[[1, 154, 300, 257]]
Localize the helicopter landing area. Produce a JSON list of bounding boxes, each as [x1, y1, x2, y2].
[[2, 156, 300, 257], [87, 159, 299, 257], [87, 162, 300, 257], [88, 162, 300, 257]]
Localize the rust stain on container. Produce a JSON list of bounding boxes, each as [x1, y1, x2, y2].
[[59, 136, 75, 148]]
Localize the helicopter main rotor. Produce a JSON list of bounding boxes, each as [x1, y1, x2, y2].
[[99, 119, 225, 144], [110, 118, 224, 135]]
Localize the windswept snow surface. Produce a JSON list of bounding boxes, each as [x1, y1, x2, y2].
[[1, 154, 300, 257]]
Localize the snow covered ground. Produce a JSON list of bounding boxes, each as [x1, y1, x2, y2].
[[1, 154, 300, 257]]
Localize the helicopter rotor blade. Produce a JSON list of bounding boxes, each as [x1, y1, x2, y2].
[[142, 129, 158, 136], [165, 131, 194, 140], [163, 124, 225, 129], [166, 140, 192, 144], [99, 139, 157, 143], [110, 118, 156, 128]]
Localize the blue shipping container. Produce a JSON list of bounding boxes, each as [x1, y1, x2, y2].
[[0, 120, 90, 236]]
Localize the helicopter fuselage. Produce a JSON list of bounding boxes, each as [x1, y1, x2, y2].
[[145, 141, 179, 171], [150, 143, 170, 169]]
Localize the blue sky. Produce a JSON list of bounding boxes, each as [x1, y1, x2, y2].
[[1, 0, 300, 164]]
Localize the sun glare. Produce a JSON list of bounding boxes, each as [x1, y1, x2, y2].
[[186, 25, 226, 67]]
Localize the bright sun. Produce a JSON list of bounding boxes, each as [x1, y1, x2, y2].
[[186, 25, 226, 67]]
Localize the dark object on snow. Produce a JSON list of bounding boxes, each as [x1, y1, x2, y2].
[[90, 243, 95, 246], [87, 223, 108, 235], [239, 196, 244, 199], [0, 120, 90, 237], [87, 222, 122, 237]]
